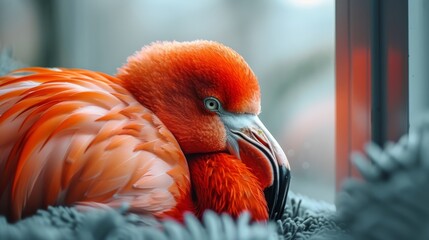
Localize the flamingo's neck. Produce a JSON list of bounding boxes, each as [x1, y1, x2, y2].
[[187, 152, 268, 221]]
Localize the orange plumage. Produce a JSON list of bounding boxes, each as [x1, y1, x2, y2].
[[0, 41, 290, 222], [188, 153, 268, 220]]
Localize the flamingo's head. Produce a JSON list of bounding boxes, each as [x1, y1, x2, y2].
[[117, 40, 290, 220]]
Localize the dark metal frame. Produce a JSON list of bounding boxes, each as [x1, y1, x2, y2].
[[335, 0, 408, 189]]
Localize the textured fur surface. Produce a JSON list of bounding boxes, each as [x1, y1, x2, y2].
[[0, 192, 337, 240], [336, 123, 429, 240]]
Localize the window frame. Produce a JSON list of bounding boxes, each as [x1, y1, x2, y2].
[[335, 0, 409, 189]]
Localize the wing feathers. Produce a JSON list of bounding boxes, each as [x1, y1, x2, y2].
[[0, 68, 190, 220]]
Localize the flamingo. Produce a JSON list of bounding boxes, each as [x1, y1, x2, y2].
[[0, 40, 290, 222]]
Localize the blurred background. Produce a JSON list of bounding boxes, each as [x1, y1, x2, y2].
[[0, 0, 335, 202]]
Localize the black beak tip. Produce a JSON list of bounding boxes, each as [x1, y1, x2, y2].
[[264, 165, 291, 221]]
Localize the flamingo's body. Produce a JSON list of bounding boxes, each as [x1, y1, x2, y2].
[[0, 41, 290, 222]]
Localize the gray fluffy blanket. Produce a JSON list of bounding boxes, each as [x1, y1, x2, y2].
[[0, 192, 338, 240]]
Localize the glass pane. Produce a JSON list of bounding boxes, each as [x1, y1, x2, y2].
[[409, 0, 429, 128], [1, 0, 335, 203]]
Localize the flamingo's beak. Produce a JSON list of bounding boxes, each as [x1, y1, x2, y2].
[[221, 114, 291, 220]]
